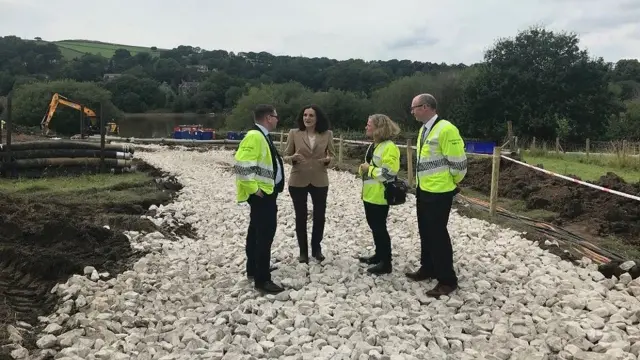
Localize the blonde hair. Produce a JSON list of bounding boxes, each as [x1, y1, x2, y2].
[[369, 114, 401, 142]]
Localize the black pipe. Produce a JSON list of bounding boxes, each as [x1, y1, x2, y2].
[[9, 149, 132, 160], [10, 165, 131, 179], [0, 140, 135, 154], [2, 157, 131, 169]]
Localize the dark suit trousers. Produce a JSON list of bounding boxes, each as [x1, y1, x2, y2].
[[416, 190, 458, 286], [289, 185, 328, 254], [246, 191, 278, 284], [363, 202, 392, 263]]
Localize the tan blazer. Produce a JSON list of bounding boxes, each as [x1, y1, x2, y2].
[[283, 129, 337, 187]]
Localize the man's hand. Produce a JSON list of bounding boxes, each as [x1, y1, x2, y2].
[[255, 189, 264, 197], [359, 162, 369, 173]]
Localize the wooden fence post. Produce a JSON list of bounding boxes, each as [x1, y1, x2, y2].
[[406, 139, 414, 187], [99, 102, 105, 173], [586, 138, 590, 158], [555, 137, 560, 154], [531, 137, 536, 151], [489, 146, 502, 217], [338, 135, 343, 165], [279, 131, 284, 152]]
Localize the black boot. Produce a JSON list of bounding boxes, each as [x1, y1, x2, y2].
[[298, 237, 309, 263], [255, 280, 284, 295], [405, 268, 434, 281], [367, 262, 392, 275], [358, 254, 379, 265], [312, 247, 325, 262]]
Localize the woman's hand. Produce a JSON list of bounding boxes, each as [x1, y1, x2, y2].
[[291, 153, 305, 163], [359, 162, 369, 173]]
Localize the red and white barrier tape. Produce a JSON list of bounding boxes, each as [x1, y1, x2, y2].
[[500, 155, 640, 202], [340, 139, 494, 156]]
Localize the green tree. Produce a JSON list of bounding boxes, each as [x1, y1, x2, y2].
[[607, 99, 640, 140], [458, 26, 619, 141], [371, 70, 472, 130], [310, 89, 373, 131], [226, 82, 314, 130], [102, 74, 166, 112], [12, 80, 121, 135]]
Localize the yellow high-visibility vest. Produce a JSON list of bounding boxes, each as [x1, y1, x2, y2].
[[234, 129, 275, 202], [360, 140, 400, 205], [416, 119, 467, 193]]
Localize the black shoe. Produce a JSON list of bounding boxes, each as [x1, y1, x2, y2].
[[255, 280, 284, 294], [298, 254, 309, 263], [312, 250, 325, 262], [405, 269, 433, 281], [358, 255, 379, 265], [367, 262, 392, 275], [426, 283, 457, 298]]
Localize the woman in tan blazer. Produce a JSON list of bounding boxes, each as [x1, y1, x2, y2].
[[283, 104, 336, 263]]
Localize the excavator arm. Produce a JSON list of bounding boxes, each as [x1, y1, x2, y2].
[[40, 93, 98, 135]]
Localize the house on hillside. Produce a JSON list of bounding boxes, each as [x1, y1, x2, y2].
[[186, 64, 209, 73], [178, 81, 199, 96], [103, 73, 123, 81]]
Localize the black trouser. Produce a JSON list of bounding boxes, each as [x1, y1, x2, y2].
[[246, 191, 278, 284], [416, 190, 457, 286], [289, 185, 328, 254], [363, 201, 392, 263]]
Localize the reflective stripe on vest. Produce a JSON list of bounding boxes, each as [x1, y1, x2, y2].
[[233, 160, 274, 185]]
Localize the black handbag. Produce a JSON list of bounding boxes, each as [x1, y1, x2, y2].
[[384, 177, 408, 205], [365, 143, 408, 206]]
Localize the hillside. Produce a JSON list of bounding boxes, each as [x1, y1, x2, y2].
[[43, 39, 163, 59]]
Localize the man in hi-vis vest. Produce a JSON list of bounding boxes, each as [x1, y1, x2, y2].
[[234, 104, 285, 295], [405, 93, 467, 298]]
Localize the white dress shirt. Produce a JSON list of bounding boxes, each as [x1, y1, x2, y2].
[[419, 114, 438, 156]]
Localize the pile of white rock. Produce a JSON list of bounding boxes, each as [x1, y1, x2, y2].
[[13, 145, 640, 360]]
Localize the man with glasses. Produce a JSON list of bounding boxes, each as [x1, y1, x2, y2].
[[406, 93, 467, 298], [234, 104, 285, 294]]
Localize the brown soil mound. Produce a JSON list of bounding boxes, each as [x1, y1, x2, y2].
[[464, 157, 640, 244]]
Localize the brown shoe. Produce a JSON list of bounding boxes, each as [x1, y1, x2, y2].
[[426, 283, 457, 298]]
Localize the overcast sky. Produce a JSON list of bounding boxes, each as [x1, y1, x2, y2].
[[1, 0, 639, 64]]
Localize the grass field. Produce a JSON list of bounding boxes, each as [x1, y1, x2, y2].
[[522, 151, 640, 183], [36, 39, 163, 60], [0, 171, 165, 206]]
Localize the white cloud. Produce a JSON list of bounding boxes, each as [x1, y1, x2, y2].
[[1, 0, 638, 64]]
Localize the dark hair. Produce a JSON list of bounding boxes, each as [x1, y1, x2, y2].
[[295, 104, 330, 133], [253, 104, 276, 121]]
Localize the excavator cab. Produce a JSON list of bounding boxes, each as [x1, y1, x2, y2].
[[106, 121, 119, 135]]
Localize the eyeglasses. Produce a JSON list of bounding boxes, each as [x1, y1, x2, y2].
[[410, 104, 426, 110]]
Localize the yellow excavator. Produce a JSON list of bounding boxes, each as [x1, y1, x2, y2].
[[40, 93, 120, 136]]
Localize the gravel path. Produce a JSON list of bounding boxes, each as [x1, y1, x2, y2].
[[19, 146, 640, 360]]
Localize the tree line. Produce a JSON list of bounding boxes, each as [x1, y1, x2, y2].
[[0, 26, 639, 142]]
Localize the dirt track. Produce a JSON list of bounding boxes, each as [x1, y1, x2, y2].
[[0, 159, 187, 358], [463, 157, 640, 245]]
